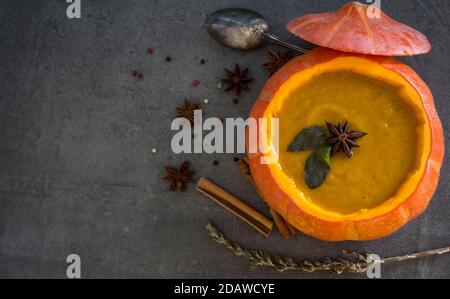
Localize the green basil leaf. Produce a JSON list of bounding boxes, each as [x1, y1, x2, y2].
[[287, 126, 328, 152], [304, 146, 331, 189]]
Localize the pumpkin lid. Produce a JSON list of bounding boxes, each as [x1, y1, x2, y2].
[[287, 2, 431, 56]]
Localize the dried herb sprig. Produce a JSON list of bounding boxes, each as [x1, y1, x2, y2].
[[207, 223, 450, 275]]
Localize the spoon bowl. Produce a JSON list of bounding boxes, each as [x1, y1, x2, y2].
[[205, 8, 308, 53], [205, 8, 268, 50]]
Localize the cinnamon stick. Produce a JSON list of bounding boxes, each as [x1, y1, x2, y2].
[[238, 157, 297, 239], [197, 177, 273, 237]]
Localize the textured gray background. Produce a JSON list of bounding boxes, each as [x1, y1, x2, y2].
[[0, 0, 449, 279]]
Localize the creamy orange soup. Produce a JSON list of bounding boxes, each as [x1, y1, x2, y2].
[[275, 71, 421, 214]]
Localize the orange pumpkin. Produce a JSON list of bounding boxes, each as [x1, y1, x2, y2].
[[287, 2, 431, 56], [248, 4, 444, 241]]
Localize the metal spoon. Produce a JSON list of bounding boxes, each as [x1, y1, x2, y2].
[[205, 8, 308, 53]]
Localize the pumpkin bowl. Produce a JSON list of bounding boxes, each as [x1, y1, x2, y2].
[[248, 47, 444, 241]]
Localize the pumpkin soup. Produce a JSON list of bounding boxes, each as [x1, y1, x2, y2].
[[275, 71, 422, 214]]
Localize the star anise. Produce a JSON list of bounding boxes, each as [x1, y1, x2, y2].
[[222, 64, 253, 95], [162, 160, 194, 192], [325, 121, 367, 158], [176, 99, 199, 125], [262, 50, 294, 76]]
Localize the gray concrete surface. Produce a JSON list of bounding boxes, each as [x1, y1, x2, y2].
[[0, 0, 449, 278]]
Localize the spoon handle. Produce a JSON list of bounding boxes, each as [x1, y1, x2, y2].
[[265, 32, 308, 54]]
